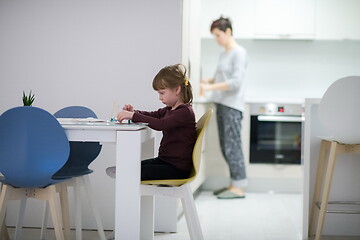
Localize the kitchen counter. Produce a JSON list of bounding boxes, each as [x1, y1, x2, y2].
[[246, 97, 304, 104]]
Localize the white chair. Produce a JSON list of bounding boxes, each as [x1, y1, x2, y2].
[[309, 76, 360, 240], [140, 109, 212, 240]]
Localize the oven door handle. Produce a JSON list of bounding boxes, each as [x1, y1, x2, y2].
[[257, 115, 303, 122]]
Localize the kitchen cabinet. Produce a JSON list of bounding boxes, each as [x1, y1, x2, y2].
[[201, 0, 254, 39], [201, 0, 315, 40], [201, 0, 360, 41], [254, 0, 315, 39], [315, 0, 360, 40]]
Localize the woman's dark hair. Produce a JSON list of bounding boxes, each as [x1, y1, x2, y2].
[[210, 17, 233, 35], [152, 64, 193, 104]]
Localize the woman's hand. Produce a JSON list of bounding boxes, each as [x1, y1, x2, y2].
[[201, 78, 216, 92], [116, 110, 134, 122], [201, 81, 230, 92], [201, 77, 214, 83], [200, 82, 213, 91]]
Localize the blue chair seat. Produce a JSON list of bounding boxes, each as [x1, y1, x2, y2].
[[52, 106, 102, 179], [52, 142, 99, 179]]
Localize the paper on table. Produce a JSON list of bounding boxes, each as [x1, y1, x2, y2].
[[116, 122, 148, 126], [57, 117, 106, 124]]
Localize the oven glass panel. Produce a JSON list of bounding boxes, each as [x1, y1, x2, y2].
[[250, 116, 301, 164]]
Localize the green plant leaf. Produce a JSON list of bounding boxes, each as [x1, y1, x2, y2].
[[22, 90, 35, 106]]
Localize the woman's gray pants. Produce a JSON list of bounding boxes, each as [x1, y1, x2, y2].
[[216, 103, 247, 186]]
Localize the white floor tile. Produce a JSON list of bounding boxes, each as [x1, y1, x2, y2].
[[6, 191, 359, 240]]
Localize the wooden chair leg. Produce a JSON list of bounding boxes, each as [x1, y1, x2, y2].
[[42, 182, 71, 240], [59, 183, 71, 240], [315, 141, 338, 240], [0, 222, 10, 240], [309, 140, 329, 237], [0, 185, 11, 240], [48, 186, 65, 240]]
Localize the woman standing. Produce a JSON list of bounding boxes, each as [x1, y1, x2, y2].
[[201, 17, 248, 199]]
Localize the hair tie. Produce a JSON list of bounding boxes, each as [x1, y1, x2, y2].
[[185, 77, 189, 86]]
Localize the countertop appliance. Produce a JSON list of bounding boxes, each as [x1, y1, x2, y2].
[[249, 103, 303, 164]]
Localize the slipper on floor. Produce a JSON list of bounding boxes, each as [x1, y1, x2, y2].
[[213, 187, 228, 195], [217, 189, 245, 199]]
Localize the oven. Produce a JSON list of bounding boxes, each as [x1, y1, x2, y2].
[[249, 103, 303, 164]]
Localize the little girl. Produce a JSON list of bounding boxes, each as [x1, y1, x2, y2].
[[107, 64, 196, 180]]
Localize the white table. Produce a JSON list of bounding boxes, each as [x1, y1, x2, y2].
[[61, 121, 154, 240]]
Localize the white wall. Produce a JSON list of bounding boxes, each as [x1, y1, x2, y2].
[[0, 0, 182, 230], [201, 39, 360, 100]]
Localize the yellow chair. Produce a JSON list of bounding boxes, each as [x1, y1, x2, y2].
[[140, 109, 213, 240]]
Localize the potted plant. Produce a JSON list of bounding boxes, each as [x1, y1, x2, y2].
[[22, 91, 35, 106]]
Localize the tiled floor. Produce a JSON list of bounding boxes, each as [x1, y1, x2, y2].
[[155, 191, 302, 240], [6, 191, 360, 240], [6, 228, 111, 240]]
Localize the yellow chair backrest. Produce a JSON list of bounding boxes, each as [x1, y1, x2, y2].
[[141, 109, 213, 186]]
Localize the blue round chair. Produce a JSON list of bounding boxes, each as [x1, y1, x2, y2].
[[0, 106, 71, 240], [53, 106, 102, 178], [0, 106, 70, 187]]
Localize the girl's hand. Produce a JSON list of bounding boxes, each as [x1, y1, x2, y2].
[[123, 104, 134, 112], [116, 110, 134, 122]]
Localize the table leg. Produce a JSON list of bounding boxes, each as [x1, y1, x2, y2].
[[115, 130, 142, 240]]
